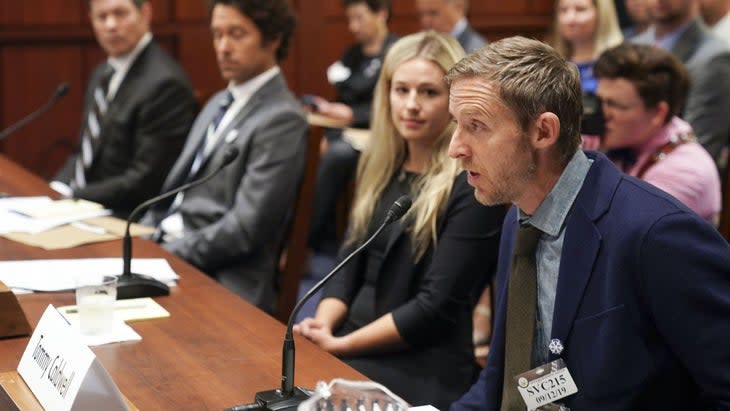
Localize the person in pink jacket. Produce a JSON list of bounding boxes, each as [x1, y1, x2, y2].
[[594, 42, 721, 225]]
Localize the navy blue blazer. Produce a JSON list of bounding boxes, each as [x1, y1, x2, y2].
[[452, 151, 730, 410]]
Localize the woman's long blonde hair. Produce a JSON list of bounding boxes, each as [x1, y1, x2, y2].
[[549, 0, 623, 60], [345, 31, 466, 261]]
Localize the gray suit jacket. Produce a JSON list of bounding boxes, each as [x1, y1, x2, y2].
[[142, 72, 308, 311], [457, 24, 487, 53], [634, 19, 730, 167], [56, 40, 197, 217]]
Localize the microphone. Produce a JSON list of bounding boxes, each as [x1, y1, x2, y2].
[[224, 195, 413, 411], [0, 83, 70, 141], [116, 146, 240, 300]]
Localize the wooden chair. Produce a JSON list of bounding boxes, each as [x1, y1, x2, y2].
[[275, 124, 323, 323]]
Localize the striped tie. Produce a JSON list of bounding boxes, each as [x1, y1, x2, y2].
[[501, 224, 541, 411], [74, 65, 115, 188]]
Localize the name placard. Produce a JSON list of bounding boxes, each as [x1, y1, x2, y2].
[[18, 305, 94, 410], [17, 305, 130, 411]]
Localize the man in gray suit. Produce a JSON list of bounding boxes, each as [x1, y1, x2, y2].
[[634, 0, 730, 169], [416, 0, 487, 53], [141, 0, 307, 311]]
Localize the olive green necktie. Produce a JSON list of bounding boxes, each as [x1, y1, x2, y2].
[[501, 224, 541, 411]]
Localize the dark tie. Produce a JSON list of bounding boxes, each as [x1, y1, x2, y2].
[[501, 224, 542, 411], [152, 90, 235, 242], [187, 91, 234, 180], [74, 64, 115, 188], [211, 90, 234, 132]]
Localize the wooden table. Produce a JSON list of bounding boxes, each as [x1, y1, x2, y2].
[[0, 155, 365, 410]]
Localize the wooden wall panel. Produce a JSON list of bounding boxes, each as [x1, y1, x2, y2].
[[0, 1, 83, 26], [149, 0, 172, 23], [0, 0, 555, 177], [176, 27, 224, 105], [174, 0, 209, 22], [1, 46, 85, 179]]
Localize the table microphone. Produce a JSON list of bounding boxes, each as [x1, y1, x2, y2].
[[224, 195, 413, 411], [116, 146, 239, 299], [0, 83, 70, 141]]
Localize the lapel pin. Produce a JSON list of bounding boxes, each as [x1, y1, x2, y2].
[[224, 130, 239, 143], [549, 338, 564, 355]]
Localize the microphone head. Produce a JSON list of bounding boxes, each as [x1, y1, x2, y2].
[[386, 195, 412, 223], [54, 83, 70, 99], [222, 146, 239, 165]]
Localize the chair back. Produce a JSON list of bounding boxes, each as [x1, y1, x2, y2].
[[275, 124, 323, 322]]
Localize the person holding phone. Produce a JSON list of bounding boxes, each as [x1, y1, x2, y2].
[[307, 0, 398, 254]]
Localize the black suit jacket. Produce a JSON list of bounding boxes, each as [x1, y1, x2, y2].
[[323, 172, 506, 409], [56, 40, 197, 217]]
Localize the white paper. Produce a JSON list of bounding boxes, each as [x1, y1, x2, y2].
[[66, 316, 142, 347], [0, 258, 179, 292], [0, 196, 112, 234]]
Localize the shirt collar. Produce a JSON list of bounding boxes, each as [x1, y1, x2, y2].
[[227, 65, 280, 104], [107, 32, 152, 76], [106, 32, 152, 100], [518, 150, 592, 236], [451, 17, 468, 38]]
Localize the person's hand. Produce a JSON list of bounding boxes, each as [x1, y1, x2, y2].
[[293, 316, 322, 335], [313, 98, 354, 126], [294, 317, 350, 355]]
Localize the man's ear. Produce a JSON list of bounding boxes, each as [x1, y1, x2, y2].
[[264, 35, 282, 57], [651, 101, 670, 128], [531, 112, 560, 150], [140, 1, 153, 26]]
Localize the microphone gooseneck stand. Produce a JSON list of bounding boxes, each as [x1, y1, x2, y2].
[[224, 196, 413, 411], [117, 147, 240, 299]]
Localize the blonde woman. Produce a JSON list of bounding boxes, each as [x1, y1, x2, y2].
[[294, 31, 505, 408], [549, 0, 623, 93]]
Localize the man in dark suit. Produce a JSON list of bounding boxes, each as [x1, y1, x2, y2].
[[633, 0, 730, 170], [141, 0, 307, 311], [448, 36, 730, 410], [53, 0, 197, 217], [416, 0, 486, 53]]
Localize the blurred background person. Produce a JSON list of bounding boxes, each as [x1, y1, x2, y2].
[[634, 0, 730, 170], [549, 0, 622, 148], [699, 0, 730, 44], [307, 0, 397, 255], [549, 0, 623, 95], [623, 0, 652, 37], [295, 31, 505, 409], [416, 0, 487, 52], [595, 43, 721, 225], [53, 0, 196, 218]]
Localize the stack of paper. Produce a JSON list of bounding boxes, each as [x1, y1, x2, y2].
[[0, 197, 111, 235], [0, 196, 156, 249], [0, 258, 179, 293]]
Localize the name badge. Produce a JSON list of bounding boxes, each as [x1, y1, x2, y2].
[[515, 359, 577, 411]]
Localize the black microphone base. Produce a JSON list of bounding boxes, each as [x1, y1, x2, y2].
[[254, 387, 311, 411], [116, 272, 170, 299]]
